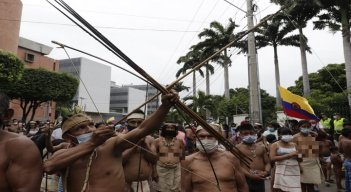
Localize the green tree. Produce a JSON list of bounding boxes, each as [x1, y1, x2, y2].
[[183, 90, 213, 119], [172, 81, 190, 93], [176, 49, 205, 97], [197, 19, 239, 99], [0, 50, 24, 83], [314, 0, 351, 113], [217, 88, 276, 124], [0, 68, 79, 122], [288, 63, 349, 117], [256, 14, 305, 107], [273, 0, 322, 97]]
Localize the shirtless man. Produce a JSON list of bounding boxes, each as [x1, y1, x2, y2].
[[123, 109, 158, 192], [181, 124, 248, 192], [340, 128, 351, 191], [0, 92, 42, 191], [317, 131, 333, 183], [44, 91, 178, 192], [154, 123, 184, 192], [236, 123, 271, 192], [293, 120, 321, 192]]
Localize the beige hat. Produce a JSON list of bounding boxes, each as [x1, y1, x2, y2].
[[126, 113, 145, 121], [196, 123, 222, 134], [62, 113, 91, 135]]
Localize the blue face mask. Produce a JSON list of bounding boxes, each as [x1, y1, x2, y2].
[[300, 128, 311, 135], [242, 134, 257, 144], [76, 132, 93, 144], [268, 127, 275, 132]]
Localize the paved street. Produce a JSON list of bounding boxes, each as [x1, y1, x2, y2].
[[265, 179, 344, 192]]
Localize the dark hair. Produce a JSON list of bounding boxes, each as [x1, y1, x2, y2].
[[341, 128, 351, 138], [278, 127, 292, 135], [238, 123, 254, 132], [268, 121, 280, 129], [298, 120, 311, 127], [266, 134, 277, 143], [330, 146, 338, 153], [95, 122, 105, 128]]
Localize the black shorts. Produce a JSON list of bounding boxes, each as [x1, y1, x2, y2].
[[246, 177, 265, 192]]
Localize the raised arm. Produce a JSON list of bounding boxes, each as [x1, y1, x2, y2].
[[115, 91, 178, 152], [44, 127, 113, 174], [6, 137, 42, 192]]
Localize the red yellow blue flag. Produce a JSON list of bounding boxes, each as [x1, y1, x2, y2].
[[278, 86, 319, 120]]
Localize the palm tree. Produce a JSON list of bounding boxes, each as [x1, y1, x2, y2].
[[189, 44, 216, 96], [197, 19, 239, 99], [273, 0, 322, 97], [183, 90, 213, 119], [176, 49, 204, 97], [255, 14, 305, 107], [313, 0, 351, 112]]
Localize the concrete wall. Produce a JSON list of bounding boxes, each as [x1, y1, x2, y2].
[[127, 88, 146, 113], [0, 0, 22, 53]]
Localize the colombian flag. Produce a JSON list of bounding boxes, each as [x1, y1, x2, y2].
[[278, 86, 319, 120]]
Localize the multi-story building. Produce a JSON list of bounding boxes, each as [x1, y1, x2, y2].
[[59, 57, 111, 115], [9, 37, 58, 122], [110, 83, 160, 116], [110, 84, 146, 114]]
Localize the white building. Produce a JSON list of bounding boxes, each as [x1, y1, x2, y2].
[[110, 85, 146, 114], [59, 57, 111, 113]]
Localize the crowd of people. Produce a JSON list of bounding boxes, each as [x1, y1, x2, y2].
[[1, 90, 351, 192]]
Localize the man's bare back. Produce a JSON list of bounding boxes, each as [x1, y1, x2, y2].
[[0, 131, 42, 192]]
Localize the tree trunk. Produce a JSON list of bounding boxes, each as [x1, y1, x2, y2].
[[298, 27, 310, 97], [193, 71, 196, 97], [205, 64, 210, 118], [29, 102, 40, 121], [340, 3, 351, 116], [224, 49, 230, 99], [205, 64, 210, 96], [273, 44, 282, 107]]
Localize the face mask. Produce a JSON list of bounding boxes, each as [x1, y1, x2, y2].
[[300, 128, 311, 135], [127, 125, 136, 131], [76, 132, 93, 144], [196, 139, 218, 153], [161, 130, 177, 138], [242, 135, 257, 144], [281, 135, 293, 142], [268, 127, 275, 132]]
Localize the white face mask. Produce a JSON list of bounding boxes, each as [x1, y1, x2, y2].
[[196, 139, 218, 153], [76, 132, 93, 144], [281, 135, 293, 142]]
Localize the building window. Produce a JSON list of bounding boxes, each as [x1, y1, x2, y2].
[[25, 53, 35, 63]]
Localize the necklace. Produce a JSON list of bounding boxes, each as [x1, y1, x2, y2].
[[162, 137, 175, 147], [246, 144, 256, 158]]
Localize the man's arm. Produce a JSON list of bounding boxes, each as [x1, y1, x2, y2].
[[142, 136, 158, 164], [115, 92, 178, 152], [6, 136, 42, 192], [44, 127, 114, 173], [181, 158, 192, 192], [233, 158, 249, 192], [262, 145, 271, 177]]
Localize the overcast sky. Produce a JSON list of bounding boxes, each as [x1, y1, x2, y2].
[[20, 0, 345, 98]]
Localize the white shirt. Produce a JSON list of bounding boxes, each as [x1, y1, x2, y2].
[[51, 128, 63, 140]]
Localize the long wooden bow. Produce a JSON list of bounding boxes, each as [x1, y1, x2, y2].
[[47, 0, 289, 167]]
